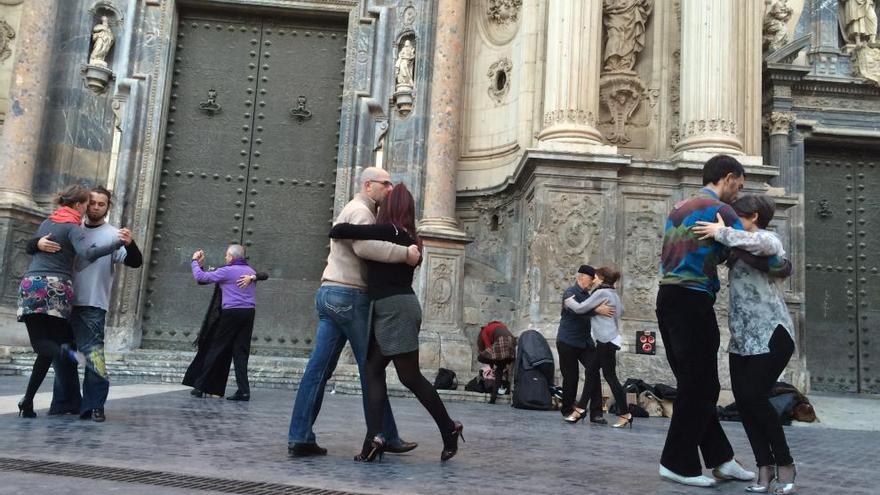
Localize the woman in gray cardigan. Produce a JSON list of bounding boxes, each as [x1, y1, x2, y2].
[[564, 267, 632, 429]]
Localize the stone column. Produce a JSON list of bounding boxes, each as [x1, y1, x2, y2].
[[674, 0, 743, 156], [537, 0, 612, 153], [420, 0, 467, 239], [0, 0, 58, 210], [418, 0, 472, 373]]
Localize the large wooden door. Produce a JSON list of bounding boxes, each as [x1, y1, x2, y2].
[[805, 148, 880, 393], [142, 10, 346, 357]]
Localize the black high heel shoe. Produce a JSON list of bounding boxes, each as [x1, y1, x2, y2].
[[354, 434, 386, 463], [18, 398, 36, 418], [441, 421, 465, 461]]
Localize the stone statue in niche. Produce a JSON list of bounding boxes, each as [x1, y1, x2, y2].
[[839, 0, 877, 45], [393, 37, 416, 116], [395, 39, 415, 90], [602, 0, 653, 74], [852, 43, 880, 85], [89, 16, 114, 67], [763, 0, 793, 52]]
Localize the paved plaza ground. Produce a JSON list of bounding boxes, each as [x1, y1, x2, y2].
[[0, 375, 876, 495]]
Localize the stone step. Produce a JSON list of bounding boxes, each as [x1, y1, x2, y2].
[[0, 347, 507, 404]]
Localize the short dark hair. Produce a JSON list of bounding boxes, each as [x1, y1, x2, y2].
[[702, 155, 745, 185], [91, 185, 113, 206], [596, 266, 621, 287], [731, 194, 776, 229], [56, 184, 90, 207]]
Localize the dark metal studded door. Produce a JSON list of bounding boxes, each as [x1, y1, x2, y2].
[[805, 149, 880, 393], [142, 12, 346, 357]]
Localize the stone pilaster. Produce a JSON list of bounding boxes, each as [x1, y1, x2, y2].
[[418, 0, 471, 373], [537, 0, 613, 153], [0, 0, 58, 211], [674, 0, 743, 157]]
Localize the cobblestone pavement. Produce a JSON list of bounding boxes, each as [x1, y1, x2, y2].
[[0, 376, 876, 495]]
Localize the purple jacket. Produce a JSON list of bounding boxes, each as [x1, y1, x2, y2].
[[191, 260, 256, 309]]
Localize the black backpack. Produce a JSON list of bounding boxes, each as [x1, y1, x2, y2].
[[433, 368, 458, 390], [511, 330, 555, 410]]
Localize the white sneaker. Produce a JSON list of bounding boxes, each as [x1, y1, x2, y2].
[[659, 464, 717, 487], [712, 459, 756, 481]]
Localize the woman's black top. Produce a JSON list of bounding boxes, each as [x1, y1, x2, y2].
[[328, 222, 417, 300]]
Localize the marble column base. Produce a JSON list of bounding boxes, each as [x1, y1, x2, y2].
[[671, 149, 765, 167]]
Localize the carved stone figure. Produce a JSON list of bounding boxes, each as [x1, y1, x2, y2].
[[89, 16, 114, 67], [602, 0, 654, 74], [763, 0, 793, 52], [839, 0, 878, 45], [395, 39, 415, 90], [852, 44, 880, 85], [0, 19, 14, 62], [600, 74, 646, 144]]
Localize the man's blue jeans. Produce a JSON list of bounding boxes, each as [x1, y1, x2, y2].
[[288, 285, 401, 445], [69, 306, 109, 413]]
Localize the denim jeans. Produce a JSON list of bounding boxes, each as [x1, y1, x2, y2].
[[288, 285, 401, 445], [69, 306, 109, 413]]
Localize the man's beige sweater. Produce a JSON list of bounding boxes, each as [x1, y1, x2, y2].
[[321, 192, 409, 290]]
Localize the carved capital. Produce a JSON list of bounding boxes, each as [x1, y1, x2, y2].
[[765, 111, 796, 136]]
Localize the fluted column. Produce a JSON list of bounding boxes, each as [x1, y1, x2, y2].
[[674, 0, 743, 155], [420, 0, 467, 239], [0, 0, 59, 209], [537, 0, 610, 152]]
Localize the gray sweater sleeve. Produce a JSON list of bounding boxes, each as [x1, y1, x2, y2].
[[68, 227, 123, 262], [563, 290, 609, 314]]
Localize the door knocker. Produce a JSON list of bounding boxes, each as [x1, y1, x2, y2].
[[198, 88, 221, 115], [289, 95, 313, 123]]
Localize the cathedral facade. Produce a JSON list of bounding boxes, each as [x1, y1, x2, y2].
[[1, 0, 878, 394]]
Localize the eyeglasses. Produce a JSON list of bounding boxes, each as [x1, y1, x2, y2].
[[369, 180, 393, 187]]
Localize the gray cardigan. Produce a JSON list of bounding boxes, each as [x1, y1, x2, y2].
[[24, 220, 123, 279], [564, 287, 624, 346]]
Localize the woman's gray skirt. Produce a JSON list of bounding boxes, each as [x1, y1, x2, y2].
[[370, 293, 422, 357]]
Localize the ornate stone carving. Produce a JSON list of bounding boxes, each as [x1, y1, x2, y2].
[[668, 49, 681, 148], [852, 44, 880, 86], [543, 109, 596, 128], [427, 257, 455, 321], [393, 36, 416, 116], [0, 19, 14, 62], [763, 0, 793, 53], [89, 16, 114, 67], [679, 118, 738, 140], [602, 0, 653, 74], [622, 202, 664, 311], [765, 111, 796, 135], [599, 74, 646, 144], [838, 0, 877, 46], [487, 0, 522, 25], [487, 57, 512, 104]]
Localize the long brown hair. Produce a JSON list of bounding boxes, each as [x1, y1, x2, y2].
[[56, 184, 89, 207], [596, 266, 621, 287], [377, 183, 421, 250]]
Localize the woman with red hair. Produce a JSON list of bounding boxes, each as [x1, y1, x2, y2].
[[329, 183, 463, 463]]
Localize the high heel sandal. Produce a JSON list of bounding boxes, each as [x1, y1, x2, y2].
[[563, 407, 586, 424], [774, 463, 796, 494], [353, 435, 386, 463], [611, 413, 633, 429], [441, 421, 464, 461], [18, 398, 36, 418], [745, 466, 776, 493]]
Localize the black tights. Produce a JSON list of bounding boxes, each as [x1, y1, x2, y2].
[[729, 326, 795, 467], [588, 341, 629, 416], [364, 336, 455, 446], [22, 314, 75, 402]]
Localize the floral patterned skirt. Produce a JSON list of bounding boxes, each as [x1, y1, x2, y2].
[[17, 275, 74, 321]]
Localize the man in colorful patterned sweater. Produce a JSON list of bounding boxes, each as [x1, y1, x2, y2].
[[655, 155, 758, 488]]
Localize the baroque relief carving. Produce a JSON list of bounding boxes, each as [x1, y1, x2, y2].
[[543, 109, 596, 127], [487, 57, 512, 104], [765, 111, 796, 136], [668, 49, 681, 148], [852, 44, 880, 86], [763, 0, 793, 53], [0, 19, 14, 62], [599, 74, 646, 145], [487, 0, 522, 25], [427, 257, 455, 321], [679, 118, 738, 139], [623, 202, 664, 311]]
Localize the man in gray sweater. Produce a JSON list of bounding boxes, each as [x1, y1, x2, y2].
[[288, 167, 420, 457], [32, 186, 143, 422]]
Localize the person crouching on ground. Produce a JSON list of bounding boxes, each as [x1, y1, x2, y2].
[[189, 245, 257, 401], [476, 320, 516, 404]]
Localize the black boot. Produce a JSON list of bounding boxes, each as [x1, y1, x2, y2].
[[18, 398, 36, 418]]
